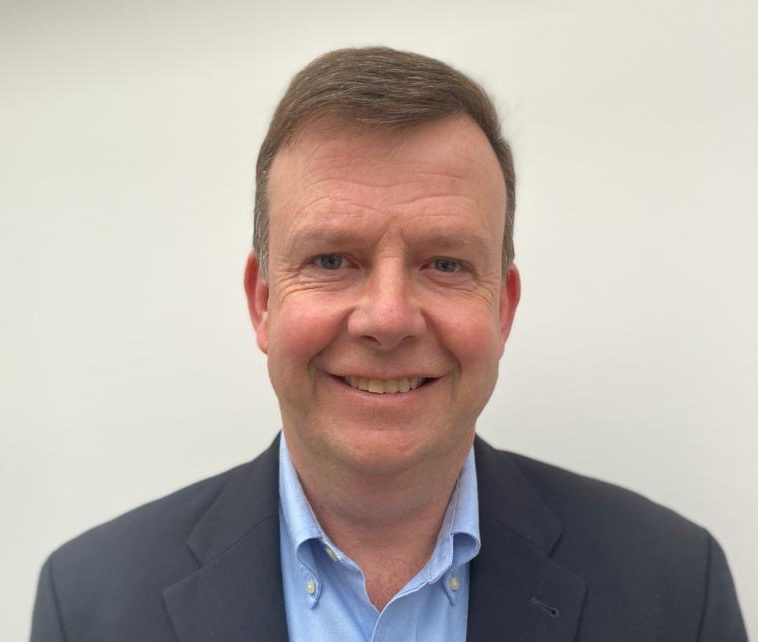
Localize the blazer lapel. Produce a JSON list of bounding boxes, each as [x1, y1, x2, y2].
[[163, 436, 289, 642], [468, 438, 587, 642], [161, 435, 586, 642]]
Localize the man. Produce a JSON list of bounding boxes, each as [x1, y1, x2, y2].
[[31, 47, 747, 641]]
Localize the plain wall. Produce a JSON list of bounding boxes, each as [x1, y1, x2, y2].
[[1, 0, 755, 638]]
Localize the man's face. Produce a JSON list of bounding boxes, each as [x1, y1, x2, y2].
[[246, 115, 519, 477]]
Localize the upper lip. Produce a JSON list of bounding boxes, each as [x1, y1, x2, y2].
[[329, 372, 440, 380]]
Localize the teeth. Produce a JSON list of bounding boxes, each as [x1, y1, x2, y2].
[[344, 376, 426, 394]]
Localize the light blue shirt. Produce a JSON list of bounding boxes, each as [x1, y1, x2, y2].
[[278, 434, 481, 642]]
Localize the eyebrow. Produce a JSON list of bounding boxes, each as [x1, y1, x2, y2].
[[417, 233, 490, 251], [283, 228, 371, 253], [284, 228, 491, 255]]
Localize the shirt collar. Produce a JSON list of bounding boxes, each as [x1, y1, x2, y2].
[[278, 432, 481, 606], [279, 432, 323, 549], [425, 445, 480, 604]]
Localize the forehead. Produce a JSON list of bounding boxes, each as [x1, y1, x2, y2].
[[267, 115, 506, 245]]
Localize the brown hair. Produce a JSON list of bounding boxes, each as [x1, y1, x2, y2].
[[254, 46, 516, 278]]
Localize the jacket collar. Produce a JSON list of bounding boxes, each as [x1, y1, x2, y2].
[[467, 436, 587, 642], [163, 435, 586, 642], [163, 435, 289, 642]]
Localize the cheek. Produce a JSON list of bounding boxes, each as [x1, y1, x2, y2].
[[267, 296, 347, 374], [433, 301, 504, 366]]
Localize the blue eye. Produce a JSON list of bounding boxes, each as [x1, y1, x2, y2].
[[315, 254, 344, 270], [433, 258, 460, 273]]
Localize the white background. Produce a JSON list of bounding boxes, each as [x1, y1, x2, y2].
[[2, 0, 756, 638]]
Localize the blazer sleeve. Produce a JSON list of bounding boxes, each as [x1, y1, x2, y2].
[[697, 534, 749, 642], [30, 555, 68, 642]]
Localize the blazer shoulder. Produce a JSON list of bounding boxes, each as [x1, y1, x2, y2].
[[46, 462, 247, 587], [506, 449, 709, 545], [34, 439, 282, 642], [32, 463, 247, 642], [477, 447, 748, 640]]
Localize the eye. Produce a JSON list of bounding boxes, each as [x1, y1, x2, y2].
[[314, 254, 345, 270], [432, 257, 463, 273]]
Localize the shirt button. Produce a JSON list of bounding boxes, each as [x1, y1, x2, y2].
[[449, 576, 460, 591], [324, 546, 338, 562], [306, 579, 317, 594]]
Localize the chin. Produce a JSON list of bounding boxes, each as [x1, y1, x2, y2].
[[330, 427, 447, 477]]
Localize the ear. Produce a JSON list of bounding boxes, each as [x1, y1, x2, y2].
[[498, 263, 521, 348], [244, 252, 270, 354]]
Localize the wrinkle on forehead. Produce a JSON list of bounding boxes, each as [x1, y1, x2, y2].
[[276, 200, 498, 263], [267, 115, 506, 261]]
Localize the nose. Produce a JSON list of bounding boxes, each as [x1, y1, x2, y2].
[[347, 261, 426, 350]]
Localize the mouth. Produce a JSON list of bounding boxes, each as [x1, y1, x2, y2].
[[340, 375, 432, 394]]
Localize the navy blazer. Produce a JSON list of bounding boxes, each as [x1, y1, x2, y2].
[[31, 436, 748, 641]]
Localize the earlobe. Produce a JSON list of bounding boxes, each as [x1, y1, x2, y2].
[[244, 252, 270, 354], [499, 264, 521, 346]]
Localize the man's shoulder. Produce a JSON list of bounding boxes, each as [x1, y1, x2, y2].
[[33, 439, 283, 641], [473, 442, 747, 639], [47, 462, 241, 589], [57, 463, 235, 552], [510, 448, 705, 536], [46, 438, 280, 602], [478, 440, 712, 573]]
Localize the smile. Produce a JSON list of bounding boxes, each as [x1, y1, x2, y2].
[[342, 376, 430, 394]]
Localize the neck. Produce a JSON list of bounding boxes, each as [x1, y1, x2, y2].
[[284, 431, 472, 609]]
